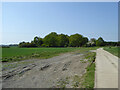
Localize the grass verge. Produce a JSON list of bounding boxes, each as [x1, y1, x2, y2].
[[81, 52, 96, 88], [104, 47, 119, 58]]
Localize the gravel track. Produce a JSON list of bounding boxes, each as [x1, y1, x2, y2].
[[2, 51, 89, 88]]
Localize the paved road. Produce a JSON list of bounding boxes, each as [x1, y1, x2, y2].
[[95, 48, 118, 88]]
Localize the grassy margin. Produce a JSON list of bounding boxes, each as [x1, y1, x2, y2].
[[81, 52, 96, 88], [104, 47, 119, 58]]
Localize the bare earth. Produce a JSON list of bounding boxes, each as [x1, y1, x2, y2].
[[95, 48, 118, 88], [2, 51, 89, 88]]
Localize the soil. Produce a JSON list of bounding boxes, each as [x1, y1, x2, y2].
[[2, 51, 89, 88]]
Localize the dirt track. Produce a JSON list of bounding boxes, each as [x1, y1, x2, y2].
[[95, 48, 118, 88], [2, 51, 89, 88]]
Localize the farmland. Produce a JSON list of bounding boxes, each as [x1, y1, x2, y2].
[[2, 47, 98, 62], [2, 47, 97, 88]]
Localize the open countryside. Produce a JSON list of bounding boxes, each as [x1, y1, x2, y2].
[[1, 2, 119, 89], [1, 32, 119, 88]]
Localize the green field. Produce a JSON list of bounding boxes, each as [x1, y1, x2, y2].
[[2, 47, 97, 88], [104, 47, 119, 58], [2, 47, 98, 62]]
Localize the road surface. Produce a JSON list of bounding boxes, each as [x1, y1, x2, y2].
[[95, 48, 118, 88]]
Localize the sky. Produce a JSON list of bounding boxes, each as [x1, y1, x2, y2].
[[2, 2, 118, 44]]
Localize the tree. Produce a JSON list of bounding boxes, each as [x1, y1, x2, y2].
[[33, 36, 43, 47], [43, 32, 58, 47], [87, 38, 96, 47], [57, 34, 69, 47], [82, 37, 88, 46], [104, 41, 118, 46], [19, 41, 26, 47], [69, 33, 83, 47], [117, 41, 120, 46], [96, 37, 105, 46], [19, 41, 37, 47]]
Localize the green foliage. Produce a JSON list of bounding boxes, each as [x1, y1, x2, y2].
[[19, 32, 117, 47], [87, 38, 96, 47], [18, 32, 90, 48], [33, 36, 43, 47], [57, 34, 69, 47], [43, 32, 58, 47], [69, 33, 88, 47], [19, 37, 43, 48], [19, 41, 37, 48], [96, 37, 105, 46], [82, 37, 89, 46]]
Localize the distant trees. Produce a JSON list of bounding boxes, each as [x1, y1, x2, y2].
[[58, 34, 69, 47], [33, 36, 43, 47], [117, 41, 120, 46], [69, 34, 88, 47], [9, 44, 18, 47], [96, 37, 105, 46], [82, 37, 89, 46], [1, 45, 10, 48], [104, 42, 118, 46], [19, 41, 37, 47], [86, 38, 96, 47], [18, 32, 119, 48], [43, 32, 58, 47]]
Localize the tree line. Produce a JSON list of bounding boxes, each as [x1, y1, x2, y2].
[[19, 32, 119, 48]]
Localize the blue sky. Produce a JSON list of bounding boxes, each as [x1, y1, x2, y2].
[[2, 2, 118, 44]]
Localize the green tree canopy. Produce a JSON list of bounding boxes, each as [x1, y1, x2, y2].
[[57, 34, 69, 47], [87, 38, 96, 47], [69, 33, 83, 47], [33, 36, 43, 47], [82, 37, 88, 46], [43, 32, 58, 47], [96, 37, 105, 46]]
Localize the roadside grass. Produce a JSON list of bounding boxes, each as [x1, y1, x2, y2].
[[104, 47, 119, 58], [2, 47, 98, 62], [81, 52, 96, 88]]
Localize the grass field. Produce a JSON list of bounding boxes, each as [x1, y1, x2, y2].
[[104, 47, 119, 58], [2, 47, 98, 62], [2, 47, 97, 88]]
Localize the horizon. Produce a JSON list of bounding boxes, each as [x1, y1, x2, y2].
[[2, 2, 118, 44], [0, 32, 118, 45]]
